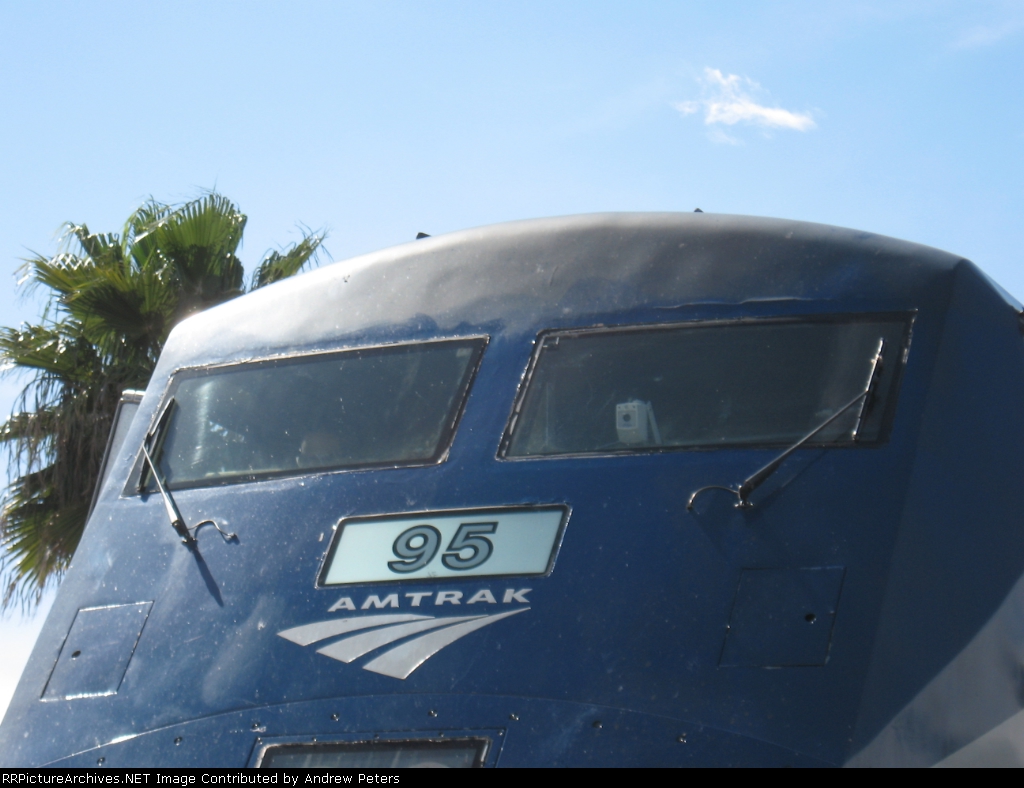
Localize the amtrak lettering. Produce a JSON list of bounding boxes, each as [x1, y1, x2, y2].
[[277, 588, 531, 679], [327, 587, 531, 611]]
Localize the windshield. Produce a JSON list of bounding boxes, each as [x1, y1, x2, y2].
[[143, 338, 485, 489], [503, 316, 910, 458]]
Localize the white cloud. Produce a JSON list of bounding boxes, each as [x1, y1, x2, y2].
[[674, 68, 816, 136], [953, 19, 1023, 49]]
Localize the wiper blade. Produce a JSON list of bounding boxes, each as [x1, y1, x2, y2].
[[138, 396, 175, 494], [853, 338, 886, 440], [688, 338, 886, 511], [139, 398, 235, 546]]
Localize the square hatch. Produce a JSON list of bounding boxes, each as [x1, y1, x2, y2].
[[42, 602, 152, 701], [720, 568, 844, 667]]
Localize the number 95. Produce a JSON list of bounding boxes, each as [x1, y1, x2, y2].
[[388, 522, 498, 574]]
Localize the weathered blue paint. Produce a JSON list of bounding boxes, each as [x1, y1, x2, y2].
[[2, 213, 1022, 767]]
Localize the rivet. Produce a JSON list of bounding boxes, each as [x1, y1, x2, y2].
[[251, 722, 261, 731], [71, 651, 81, 659], [805, 613, 816, 623], [97, 757, 105, 765], [174, 737, 182, 746], [428, 710, 438, 718], [330, 714, 339, 721], [677, 734, 687, 743], [509, 713, 519, 721], [592, 720, 602, 729]]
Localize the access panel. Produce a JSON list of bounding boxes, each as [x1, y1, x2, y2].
[[720, 568, 844, 667], [42, 602, 152, 701]]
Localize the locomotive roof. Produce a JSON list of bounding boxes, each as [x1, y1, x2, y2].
[[155, 212, 965, 375]]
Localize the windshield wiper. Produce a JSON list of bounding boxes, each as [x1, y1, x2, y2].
[[139, 398, 235, 545], [687, 338, 886, 511]]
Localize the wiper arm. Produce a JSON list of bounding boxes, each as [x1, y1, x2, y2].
[[688, 338, 886, 511], [734, 384, 872, 505], [140, 436, 194, 544], [139, 398, 235, 545]]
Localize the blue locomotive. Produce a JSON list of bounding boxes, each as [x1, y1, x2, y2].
[[2, 212, 1023, 767]]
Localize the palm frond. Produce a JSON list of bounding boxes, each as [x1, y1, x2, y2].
[[0, 324, 96, 379], [0, 479, 86, 609], [64, 224, 124, 269], [250, 229, 326, 290], [0, 409, 60, 445]]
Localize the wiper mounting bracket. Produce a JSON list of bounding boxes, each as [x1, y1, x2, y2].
[[139, 398, 236, 546]]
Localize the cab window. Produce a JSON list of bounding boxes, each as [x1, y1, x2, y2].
[[502, 316, 910, 458], [143, 338, 485, 489]]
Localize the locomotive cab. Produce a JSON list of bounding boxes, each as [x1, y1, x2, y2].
[[3, 213, 1024, 767]]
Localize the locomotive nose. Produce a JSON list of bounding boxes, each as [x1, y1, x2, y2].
[[6, 214, 1016, 767]]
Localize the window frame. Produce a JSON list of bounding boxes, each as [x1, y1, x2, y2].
[[498, 313, 914, 460], [125, 336, 489, 494]]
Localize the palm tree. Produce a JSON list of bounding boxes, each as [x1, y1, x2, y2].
[[0, 193, 325, 608]]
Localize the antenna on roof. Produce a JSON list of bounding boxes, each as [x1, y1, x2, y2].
[[416, 232, 431, 239], [693, 208, 703, 213]]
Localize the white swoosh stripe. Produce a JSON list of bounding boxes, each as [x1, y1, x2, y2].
[[362, 608, 530, 680], [277, 614, 429, 646], [316, 615, 486, 663]]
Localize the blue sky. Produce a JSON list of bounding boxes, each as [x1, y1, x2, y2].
[[0, 1, 1022, 717]]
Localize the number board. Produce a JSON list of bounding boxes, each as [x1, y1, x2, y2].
[[318, 506, 569, 586]]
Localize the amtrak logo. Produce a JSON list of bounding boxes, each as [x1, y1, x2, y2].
[[278, 588, 530, 679]]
